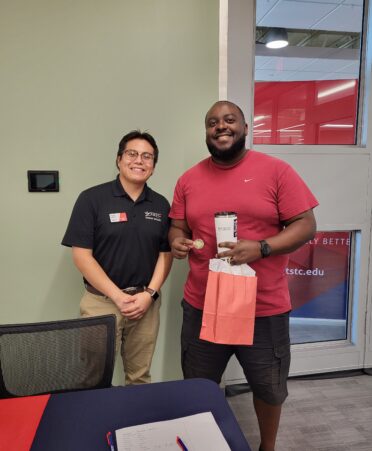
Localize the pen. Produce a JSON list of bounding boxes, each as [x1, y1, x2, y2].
[[106, 431, 115, 451], [176, 435, 189, 451]]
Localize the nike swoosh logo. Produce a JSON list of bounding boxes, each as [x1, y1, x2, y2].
[[244, 179, 253, 183]]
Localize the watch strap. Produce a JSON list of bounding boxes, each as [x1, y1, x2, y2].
[[145, 287, 159, 301]]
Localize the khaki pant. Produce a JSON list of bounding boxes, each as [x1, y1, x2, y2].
[[80, 290, 160, 385]]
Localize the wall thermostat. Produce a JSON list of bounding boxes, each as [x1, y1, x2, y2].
[[27, 170, 59, 192]]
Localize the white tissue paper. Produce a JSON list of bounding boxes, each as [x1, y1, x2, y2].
[[209, 259, 256, 276]]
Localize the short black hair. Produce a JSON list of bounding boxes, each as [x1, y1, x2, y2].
[[205, 100, 246, 124], [117, 130, 159, 167]]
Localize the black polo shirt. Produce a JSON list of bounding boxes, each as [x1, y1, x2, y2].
[[62, 176, 171, 288]]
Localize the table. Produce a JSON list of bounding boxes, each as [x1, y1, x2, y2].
[[1, 379, 251, 451]]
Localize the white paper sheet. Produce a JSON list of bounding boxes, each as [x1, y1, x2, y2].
[[209, 258, 256, 276], [115, 411, 231, 451]]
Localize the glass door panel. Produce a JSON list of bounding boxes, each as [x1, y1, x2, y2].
[[288, 231, 351, 344]]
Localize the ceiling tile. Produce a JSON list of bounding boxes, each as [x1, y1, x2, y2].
[[258, 0, 339, 28], [305, 58, 359, 73], [260, 56, 317, 70], [285, 70, 330, 80], [334, 60, 360, 72], [343, 0, 364, 5], [255, 69, 287, 80], [290, 0, 343, 3], [256, 0, 280, 24], [319, 72, 359, 79], [255, 55, 271, 69], [314, 5, 363, 32]]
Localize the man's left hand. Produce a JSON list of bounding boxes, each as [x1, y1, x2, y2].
[[120, 291, 153, 320], [217, 240, 261, 265]]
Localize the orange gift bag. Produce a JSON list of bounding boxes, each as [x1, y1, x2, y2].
[[200, 259, 257, 345]]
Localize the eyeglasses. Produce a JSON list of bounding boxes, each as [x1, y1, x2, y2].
[[123, 149, 155, 164]]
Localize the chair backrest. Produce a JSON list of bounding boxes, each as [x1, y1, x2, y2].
[[0, 315, 116, 399]]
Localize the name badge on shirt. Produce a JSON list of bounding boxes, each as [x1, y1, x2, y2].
[[109, 212, 128, 223]]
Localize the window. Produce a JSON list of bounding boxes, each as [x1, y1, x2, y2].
[[254, 0, 364, 145]]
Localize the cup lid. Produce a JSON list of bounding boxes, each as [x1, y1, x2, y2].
[[214, 211, 237, 217]]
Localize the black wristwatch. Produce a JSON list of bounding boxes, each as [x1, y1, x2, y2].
[[259, 240, 272, 258], [145, 287, 160, 302]]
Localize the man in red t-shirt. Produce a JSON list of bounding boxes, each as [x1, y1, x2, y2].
[[169, 101, 318, 451]]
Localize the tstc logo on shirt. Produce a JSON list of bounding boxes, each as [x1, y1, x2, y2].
[[145, 211, 162, 222]]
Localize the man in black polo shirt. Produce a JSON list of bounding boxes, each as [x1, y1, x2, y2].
[[62, 130, 172, 384]]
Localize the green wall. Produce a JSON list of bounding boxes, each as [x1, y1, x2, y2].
[[0, 0, 218, 383]]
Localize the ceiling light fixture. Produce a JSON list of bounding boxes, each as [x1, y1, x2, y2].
[[317, 80, 356, 99], [320, 124, 354, 128], [265, 28, 289, 49]]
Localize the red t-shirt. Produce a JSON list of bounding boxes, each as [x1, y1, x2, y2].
[[169, 150, 319, 316]]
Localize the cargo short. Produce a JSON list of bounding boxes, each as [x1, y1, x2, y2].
[[181, 299, 290, 405]]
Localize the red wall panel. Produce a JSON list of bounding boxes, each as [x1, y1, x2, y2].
[[253, 79, 358, 145]]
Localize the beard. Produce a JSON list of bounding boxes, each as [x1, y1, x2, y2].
[[206, 134, 246, 162]]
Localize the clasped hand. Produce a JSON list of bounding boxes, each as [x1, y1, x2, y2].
[[115, 291, 152, 320]]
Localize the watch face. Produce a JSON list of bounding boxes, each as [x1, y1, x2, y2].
[[146, 288, 159, 301], [260, 240, 271, 258]]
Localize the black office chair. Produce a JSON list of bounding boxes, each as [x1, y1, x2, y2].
[[0, 315, 116, 399]]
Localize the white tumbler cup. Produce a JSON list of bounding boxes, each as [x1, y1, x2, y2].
[[214, 211, 237, 256]]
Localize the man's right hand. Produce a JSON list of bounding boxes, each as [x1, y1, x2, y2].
[[170, 237, 194, 259]]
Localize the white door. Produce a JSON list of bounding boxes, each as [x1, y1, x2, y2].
[[221, 0, 372, 383]]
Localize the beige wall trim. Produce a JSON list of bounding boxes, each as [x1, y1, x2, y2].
[[219, 0, 229, 100]]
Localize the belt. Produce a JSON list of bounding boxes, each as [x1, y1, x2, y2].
[[85, 284, 145, 296]]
